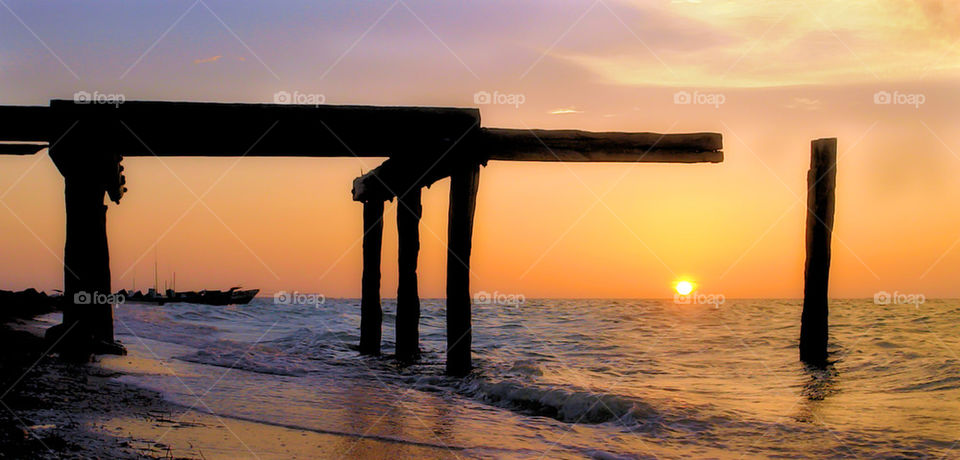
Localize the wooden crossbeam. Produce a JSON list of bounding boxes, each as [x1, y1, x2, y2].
[[0, 143, 47, 155], [481, 128, 722, 163], [0, 106, 49, 143], [0, 102, 723, 167], [351, 129, 723, 202], [0, 101, 481, 158]]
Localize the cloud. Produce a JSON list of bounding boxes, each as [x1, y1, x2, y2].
[[785, 97, 821, 111], [553, 0, 960, 87], [909, 0, 960, 38], [549, 107, 584, 115], [193, 55, 223, 64]]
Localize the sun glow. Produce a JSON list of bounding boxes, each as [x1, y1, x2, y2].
[[675, 280, 695, 296]]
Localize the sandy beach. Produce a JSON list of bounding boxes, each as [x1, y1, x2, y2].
[[0, 318, 455, 459]]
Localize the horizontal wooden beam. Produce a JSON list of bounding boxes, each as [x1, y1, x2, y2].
[[1, 101, 481, 158], [353, 129, 723, 202], [0, 102, 723, 165], [0, 143, 47, 155], [0, 106, 49, 142], [480, 128, 722, 163]]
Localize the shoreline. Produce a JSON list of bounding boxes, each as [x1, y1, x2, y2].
[[0, 318, 166, 458], [0, 318, 458, 459]]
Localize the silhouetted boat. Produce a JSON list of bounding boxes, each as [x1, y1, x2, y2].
[[121, 287, 259, 306]]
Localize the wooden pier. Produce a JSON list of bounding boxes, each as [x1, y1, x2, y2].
[[1, 100, 727, 373]]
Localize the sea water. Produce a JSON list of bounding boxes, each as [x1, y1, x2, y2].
[[109, 298, 960, 458]]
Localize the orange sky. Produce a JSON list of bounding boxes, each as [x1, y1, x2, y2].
[[1, 0, 959, 298]]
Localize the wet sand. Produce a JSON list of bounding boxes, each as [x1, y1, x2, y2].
[[0, 319, 456, 459]]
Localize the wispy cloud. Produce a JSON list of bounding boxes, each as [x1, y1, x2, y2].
[[194, 55, 223, 64], [549, 107, 584, 115], [785, 97, 821, 111], [552, 0, 960, 87]]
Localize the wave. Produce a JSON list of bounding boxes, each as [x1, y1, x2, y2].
[[463, 378, 660, 425], [895, 375, 960, 392], [175, 346, 309, 377]]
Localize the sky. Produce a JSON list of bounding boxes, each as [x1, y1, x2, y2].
[[1, 0, 959, 298]]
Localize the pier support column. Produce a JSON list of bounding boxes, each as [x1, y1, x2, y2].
[[800, 138, 837, 365], [396, 188, 422, 362], [44, 175, 118, 357], [45, 112, 128, 358], [360, 199, 384, 355], [446, 163, 480, 376]]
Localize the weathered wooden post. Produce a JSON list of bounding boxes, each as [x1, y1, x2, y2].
[[56, 176, 114, 350], [396, 188, 422, 361], [800, 138, 837, 364], [359, 200, 384, 355], [45, 111, 127, 357], [446, 163, 480, 376]]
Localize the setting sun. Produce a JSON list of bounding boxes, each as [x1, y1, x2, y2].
[[675, 280, 695, 296]]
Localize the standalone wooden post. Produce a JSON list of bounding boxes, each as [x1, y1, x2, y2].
[[396, 188, 422, 361], [360, 200, 384, 355], [800, 138, 837, 364], [446, 164, 480, 376]]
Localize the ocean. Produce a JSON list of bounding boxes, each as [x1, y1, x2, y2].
[[103, 298, 960, 458]]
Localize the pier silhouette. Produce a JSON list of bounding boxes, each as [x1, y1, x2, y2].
[[8, 101, 861, 375]]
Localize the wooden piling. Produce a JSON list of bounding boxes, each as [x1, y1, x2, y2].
[[800, 138, 837, 364], [44, 176, 116, 357], [44, 112, 127, 357], [446, 164, 480, 376], [360, 200, 384, 355], [396, 188, 422, 361]]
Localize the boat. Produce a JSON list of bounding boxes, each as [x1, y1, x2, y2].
[[122, 253, 259, 305], [121, 287, 259, 306], [180, 287, 259, 306]]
